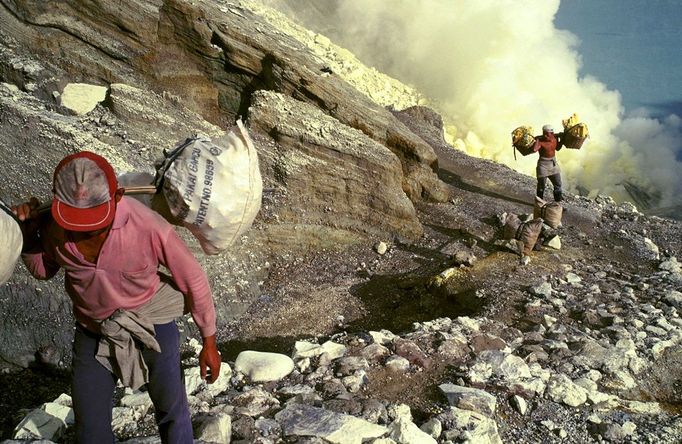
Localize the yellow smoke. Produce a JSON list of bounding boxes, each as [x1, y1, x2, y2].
[[260, 0, 682, 208]]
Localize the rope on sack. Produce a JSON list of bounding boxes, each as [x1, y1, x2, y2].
[[539, 204, 548, 219], [515, 221, 527, 240], [153, 136, 199, 192]]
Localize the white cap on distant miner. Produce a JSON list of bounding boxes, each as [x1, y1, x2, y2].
[[542, 124, 554, 133]]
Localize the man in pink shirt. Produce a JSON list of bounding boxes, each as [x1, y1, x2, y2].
[[14, 151, 221, 443]]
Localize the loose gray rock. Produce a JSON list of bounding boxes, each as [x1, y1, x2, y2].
[[274, 404, 388, 444], [194, 413, 231, 444], [438, 383, 497, 417], [546, 374, 588, 407]]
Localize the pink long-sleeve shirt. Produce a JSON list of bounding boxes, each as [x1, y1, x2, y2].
[[22, 197, 217, 338]]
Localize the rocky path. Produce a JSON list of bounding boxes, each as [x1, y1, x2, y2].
[[5, 130, 682, 442]]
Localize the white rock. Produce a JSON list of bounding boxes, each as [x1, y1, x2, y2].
[[42, 402, 74, 426], [420, 418, 442, 439], [385, 355, 411, 373], [232, 386, 280, 417], [388, 417, 437, 444], [616, 399, 664, 415], [529, 282, 553, 297], [659, 257, 681, 273], [342, 370, 368, 393], [546, 374, 587, 407], [509, 378, 547, 397], [362, 343, 391, 363], [293, 340, 347, 360], [565, 272, 582, 284], [544, 235, 561, 250], [293, 341, 321, 359], [13, 408, 65, 441], [235, 350, 294, 382], [111, 406, 145, 433], [195, 413, 231, 444], [510, 395, 527, 415], [467, 361, 493, 384], [60, 83, 108, 115], [439, 384, 497, 417], [275, 404, 388, 444], [296, 357, 312, 373], [602, 369, 637, 392], [441, 406, 502, 444], [375, 241, 388, 255], [456, 316, 481, 332], [388, 403, 413, 422], [184, 363, 232, 397], [643, 237, 660, 259], [574, 377, 598, 393], [119, 391, 152, 413], [52, 394, 72, 407], [543, 314, 557, 327], [369, 329, 398, 345], [496, 354, 532, 381], [622, 421, 637, 435]]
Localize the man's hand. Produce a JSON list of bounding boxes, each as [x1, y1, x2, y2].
[[12, 198, 43, 251], [12, 197, 40, 222], [199, 334, 222, 383]]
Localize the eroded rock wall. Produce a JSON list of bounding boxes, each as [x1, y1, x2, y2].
[[0, 0, 448, 367], [0, 0, 448, 201]]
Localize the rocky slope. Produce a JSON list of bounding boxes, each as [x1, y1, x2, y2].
[[0, 1, 681, 443]]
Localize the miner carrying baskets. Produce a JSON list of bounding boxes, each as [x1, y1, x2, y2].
[[511, 113, 589, 203]]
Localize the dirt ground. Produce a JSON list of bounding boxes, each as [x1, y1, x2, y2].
[[217, 131, 682, 432], [2, 115, 681, 441]]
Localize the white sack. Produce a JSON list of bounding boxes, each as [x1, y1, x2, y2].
[[0, 204, 23, 284], [161, 121, 262, 255]]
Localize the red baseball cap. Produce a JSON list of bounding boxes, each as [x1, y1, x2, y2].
[[51, 151, 118, 232]]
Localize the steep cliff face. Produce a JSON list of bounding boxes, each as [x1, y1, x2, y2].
[[0, 0, 448, 200], [0, 0, 451, 366]]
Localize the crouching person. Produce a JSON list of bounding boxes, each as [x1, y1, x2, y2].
[[13, 151, 221, 444]]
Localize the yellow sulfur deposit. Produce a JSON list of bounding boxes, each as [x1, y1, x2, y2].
[[567, 123, 589, 138], [562, 113, 580, 129], [560, 113, 590, 149], [511, 125, 537, 156], [562, 113, 589, 138], [512, 126, 534, 147]]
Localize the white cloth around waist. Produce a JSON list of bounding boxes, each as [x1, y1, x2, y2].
[[94, 279, 186, 390], [536, 156, 560, 178]]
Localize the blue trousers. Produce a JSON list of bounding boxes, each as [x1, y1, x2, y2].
[[71, 322, 193, 444]]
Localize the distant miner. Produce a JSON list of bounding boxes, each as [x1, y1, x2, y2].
[[533, 124, 564, 202]]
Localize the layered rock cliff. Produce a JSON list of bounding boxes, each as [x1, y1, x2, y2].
[[0, 0, 447, 367]]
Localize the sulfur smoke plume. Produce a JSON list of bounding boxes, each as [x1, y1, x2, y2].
[[261, 0, 682, 212]]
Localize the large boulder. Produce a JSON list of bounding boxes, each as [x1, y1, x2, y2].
[[248, 90, 424, 243]]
